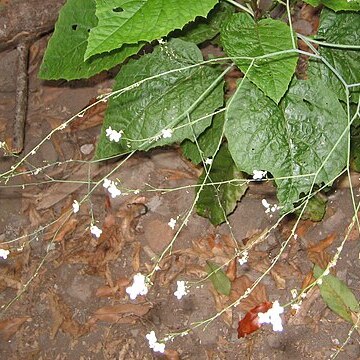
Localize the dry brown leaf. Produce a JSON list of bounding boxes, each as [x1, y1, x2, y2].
[[91, 303, 152, 323], [47, 292, 90, 339], [116, 200, 148, 241], [209, 287, 232, 327], [164, 349, 180, 360], [229, 275, 268, 312], [226, 259, 237, 282], [307, 233, 335, 271], [185, 264, 207, 278], [132, 242, 141, 272], [53, 218, 78, 243], [36, 163, 102, 210], [0, 316, 30, 341], [95, 277, 130, 298], [158, 168, 197, 180], [70, 97, 107, 131]]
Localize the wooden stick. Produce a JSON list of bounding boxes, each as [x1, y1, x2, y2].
[[12, 42, 30, 154]]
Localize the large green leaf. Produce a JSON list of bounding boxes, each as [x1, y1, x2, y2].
[[95, 39, 224, 159], [196, 144, 248, 225], [206, 261, 231, 296], [176, 2, 234, 45], [225, 78, 348, 212], [309, 9, 360, 103], [181, 112, 224, 165], [85, 0, 218, 59], [221, 13, 298, 104], [39, 0, 143, 80], [303, 0, 360, 11], [314, 265, 360, 323]]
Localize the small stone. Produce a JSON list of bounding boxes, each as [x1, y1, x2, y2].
[[80, 143, 94, 155]]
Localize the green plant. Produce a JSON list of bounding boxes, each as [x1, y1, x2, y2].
[[39, 0, 359, 224]]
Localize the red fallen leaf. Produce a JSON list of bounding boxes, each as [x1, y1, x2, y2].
[[237, 301, 272, 338]]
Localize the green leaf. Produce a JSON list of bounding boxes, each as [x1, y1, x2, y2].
[[39, 0, 143, 80], [314, 265, 360, 323], [221, 13, 298, 104], [295, 194, 327, 222], [196, 144, 248, 225], [206, 261, 231, 296], [95, 39, 224, 160], [304, 0, 360, 11], [181, 112, 224, 165], [309, 9, 360, 103], [225, 78, 348, 212], [85, 0, 218, 59], [176, 2, 234, 44]]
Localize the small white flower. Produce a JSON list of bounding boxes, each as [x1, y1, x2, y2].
[[103, 178, 111, 188], [261, 199, 280, 214], [257, 300, 284, 332], [204, 158, 213, 165], [168, 217, 177, 230], [238, 250, 249, 265], [126, 273, 149, 300], [253, 170, 267, 180], [72, 200, 80, 213], [103, 178, 122, 198], [105, 126, 123, 142], [0, 249, 10, 259], [146, 331, 165, 353], [174, 280, 189, 300], [108, 182, 122, 198], [317, 278, 323, 285], [291, 303, 301, 311], [90, 225, 102, 238], [161, 129, 173, 138]]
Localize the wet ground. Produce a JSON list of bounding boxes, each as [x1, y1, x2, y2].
[[0, 5, 359, 360]]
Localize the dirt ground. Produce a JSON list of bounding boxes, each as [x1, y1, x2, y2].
[[0, 3, 359, 360]]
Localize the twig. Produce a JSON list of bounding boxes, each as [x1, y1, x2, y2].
[[12, 41, 30, 154]]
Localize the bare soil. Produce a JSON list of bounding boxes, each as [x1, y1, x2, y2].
[[0, 3, 359, 360]]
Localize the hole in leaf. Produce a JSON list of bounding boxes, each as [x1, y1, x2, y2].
[[87, 28, 91, 33], [112, 7, 124, 12], [71, 24, 78, 31]]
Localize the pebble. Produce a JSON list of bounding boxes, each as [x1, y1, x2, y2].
[[80, 143, 94, 155]]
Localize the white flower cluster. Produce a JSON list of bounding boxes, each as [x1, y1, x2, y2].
[[90, 225, 102, 238], [126, 273, 149, 300], [146, 331, 165, 353], [105, 126, 123, 142], [103, 178, 122, 198], [72, 200, 80, 213], [204, 158, 213, 165], [174, 280, 189, 300], [238, 250, 249, 265], [161, 129, 173, 138], [253, 170, 267, 180], [261, 199, 280, 214], [0, 249, 10, 259], [257, 300, 284, 332], [168, 217, 177, 230]]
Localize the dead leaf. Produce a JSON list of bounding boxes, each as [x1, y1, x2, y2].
[[226, 259, 237, 282], [132, 242, 141, 272], [53, 218, 78, 243], [91, 303, 152, 324], [307, 233, 335, 271], [47, 292, 90, 339], [70, 97, 107, 131], [164, 349, 180, 360], [210, 287, 232, 326], [230, 275, 268, 312], [0, 316, 30, 341], [95, 277, 130, 298], [36, 163, 102, 210], [237, 302, 272, 338]]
